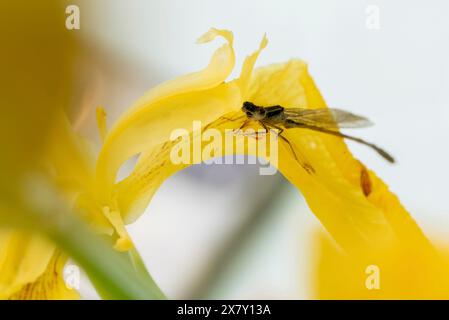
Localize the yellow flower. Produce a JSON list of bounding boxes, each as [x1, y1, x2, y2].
[[1, 1, 155, 299], [97, 28, 426, 253], [1, 25, 439, 299], [0, 1, 84, 299], [0, 232, 78, 300], [96, 28, 443, 298], [0, 112, 92, 299], [313, 230, 449, 299]]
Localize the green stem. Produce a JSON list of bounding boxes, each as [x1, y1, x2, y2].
[[128, 247, 166, 298], [48, 212, 166, 300], [1, 190, 166, 300]]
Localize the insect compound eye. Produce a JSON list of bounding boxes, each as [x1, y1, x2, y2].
[[242, 101, 256, 113]]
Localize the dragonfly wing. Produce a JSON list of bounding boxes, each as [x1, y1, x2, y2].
[[283, 108, 373, 129]]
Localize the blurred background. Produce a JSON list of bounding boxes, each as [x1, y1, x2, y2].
[[65, 0, 449, 299]]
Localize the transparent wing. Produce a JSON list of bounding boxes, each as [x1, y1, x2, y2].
[[283, 108, 373, 129]]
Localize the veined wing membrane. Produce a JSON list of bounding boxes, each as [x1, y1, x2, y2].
[[283, 108, 373, 129], [281, 108, 394, 163]]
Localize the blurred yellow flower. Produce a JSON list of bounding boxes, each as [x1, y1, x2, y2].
[[0, 232, 78, 300], [313, 230, 449, 299], [0, 1, 83, 299]]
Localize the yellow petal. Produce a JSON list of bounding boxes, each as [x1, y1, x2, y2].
[[136, 27, 234, 109], [313, 231, 449, 299], [96, 28, 237, 195], [115, 85, 242, 223], [246, 60, 399, 251], [0, 230, 54, 299], [43, 110, 95, 196], [103, 30, 267, 223], [8, 250, 79, 300], [251, 61, 434, 252], [237, 33, 268, 96], [102, 206, 133, 251], [44, 111, 133, 247], [44, 111, 112, 232]]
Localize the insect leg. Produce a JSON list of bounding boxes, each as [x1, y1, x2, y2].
[[233, 119, 268, 138], [263, 122, 315, 174], [203, 114, 247, 131], [233, 119, 252, 134], [220, 114, 246, 122]]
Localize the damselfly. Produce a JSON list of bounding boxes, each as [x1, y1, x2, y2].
[[234, 101, 394, 172]]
